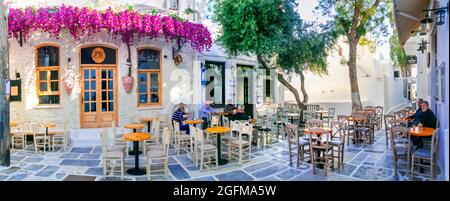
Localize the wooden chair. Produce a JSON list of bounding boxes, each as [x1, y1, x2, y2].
[[11, 123, 25, 149], [285, 123, 309, 167], [33, 123, 49, 153], [337, 115, 351, 144], [374, 106, 384, 130], [146, 127, 171, 179], [330, 120, 345, 169], [363, 110, 377, 143], [383, 115, 396, 145], [410, 129, 440, 180], [308, 127, 334, 176], [173, 121, 192, 155], [211, 115, 220, 127], [143, 120, 160, 156], [51, 121, 70, 151], [194, 127, 218, 170], [322, 107, 336, 127], [101, 129, 124, 177], [352, 114, 370, 144], [228, 122, 253, 165], [111, 120, 128, 155], [222, 120, 239, 147], [390, 127, 410, 176]]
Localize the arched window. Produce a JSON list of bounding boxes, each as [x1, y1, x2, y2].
[[36, 45, 60, 105], [137, 48, 162, 107]]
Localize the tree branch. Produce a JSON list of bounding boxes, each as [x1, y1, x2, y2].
[[356, 0, 381, 39]]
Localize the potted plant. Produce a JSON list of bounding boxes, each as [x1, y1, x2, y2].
[[122, 61, 134, 93]]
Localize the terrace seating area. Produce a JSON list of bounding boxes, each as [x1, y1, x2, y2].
[[2, 104, 443, 181]]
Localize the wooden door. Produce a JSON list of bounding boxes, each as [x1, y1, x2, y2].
[[81, 67, 116, 128]]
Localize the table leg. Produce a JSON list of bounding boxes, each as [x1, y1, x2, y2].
[[217, 134, 228, 165], [127, 141, 146, 175], [147, 122, 151, 133]]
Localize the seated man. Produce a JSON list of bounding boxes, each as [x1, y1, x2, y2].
[[199, 101, 216, 129], [230, 105, 250, 121], [172, 103, 190, 134], [408, 98, 424, 127], [223, 99, 236, 117], [411, 101, 437, 148]]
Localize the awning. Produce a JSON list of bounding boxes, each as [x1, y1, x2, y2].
[[393, 0, 431, 45]]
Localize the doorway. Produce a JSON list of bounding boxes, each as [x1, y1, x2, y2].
[[236, 65, 254, 118]]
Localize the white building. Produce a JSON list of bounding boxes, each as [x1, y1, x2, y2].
[[6, 0, 283, 145]]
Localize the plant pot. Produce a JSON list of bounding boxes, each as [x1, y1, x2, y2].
[[174, 53, 183, 66], [122, 76, 134, 93]]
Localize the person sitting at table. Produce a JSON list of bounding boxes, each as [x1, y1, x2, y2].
[[230, 105, 250, 121], [224, 99, 236, 116], [172, 103, 190, 134], [408, 98, 424, 127], [199, 101, 217, 129], [412, 101, 437, 148]]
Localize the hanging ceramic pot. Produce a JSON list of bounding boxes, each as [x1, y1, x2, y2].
[[174, 52, 183, 66], [63, 78, 73, 95], [122, 76, 134, 93]]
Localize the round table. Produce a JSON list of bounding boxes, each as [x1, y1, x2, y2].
[[184, 119, 204, 128], [206, 126, 231, 165], [123, 132, 151, 175], [315, 110, 329, 120], [142, 118, 158, 133], [304, 127, 332, 168], [286, 113, 299, 124], [124, 123, 145, 133], [10, 121, 18, 128]]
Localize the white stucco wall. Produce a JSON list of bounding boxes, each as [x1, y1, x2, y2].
[[9, 30, 196, 129], [284, 39, 409, 115]]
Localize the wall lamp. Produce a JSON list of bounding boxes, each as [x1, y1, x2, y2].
[[422, 3, 449, 26]]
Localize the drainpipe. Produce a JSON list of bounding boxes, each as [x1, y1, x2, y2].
[[0, 2, 11, 167]]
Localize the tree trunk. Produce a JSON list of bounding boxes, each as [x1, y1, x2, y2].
[[0, 3, 11, 167], [347, 39, 362, 110], [257, 55, 306, 121], [299, 71, 308, 104]]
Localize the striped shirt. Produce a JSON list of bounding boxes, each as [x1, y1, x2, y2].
[[172, 109, 186, 123]]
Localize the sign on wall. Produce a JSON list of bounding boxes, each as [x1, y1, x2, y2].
[[10, 80, 21, 102]]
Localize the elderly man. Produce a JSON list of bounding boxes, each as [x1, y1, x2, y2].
[[230, 105, 250, 121], [172, 103, 190, 134], [199, 101, 216, 129], [412, 101, 437, 148], [408, 98, 424, 127]]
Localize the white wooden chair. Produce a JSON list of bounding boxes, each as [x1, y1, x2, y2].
[[11, 123, 25, 149], [111, 120, 128, 154], [222, 120, 239, 147], [228, 122, 253, 165], [194, 127, 218, 170], [33, 123, 49, 153], [211, 115, 220, 127], [146, 127, 171, 179], [143, 120, 160, 155], [101, 129, 124, 176], [50, 121, 70, 151], [173, 121, 192, 155]]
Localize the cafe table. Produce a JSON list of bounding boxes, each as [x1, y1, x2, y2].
[[124, 123, 145, 133], [286, 113, 299, 124], [141, 118, 158, 133], [315, 110, 329, 120], [206, 126, 231, 165], [184, 119, 204, 128], [304, 127, 332, 168], [10, 121, 18, 128], [123, 132, 151, 175], [124, 123, 145, 154], [407, 127, 435, 175]]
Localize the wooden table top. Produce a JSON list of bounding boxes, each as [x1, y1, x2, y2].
[[304, 127, 332, 135], [122, 132, 151, 141], [348, 116, 367, 121], [315, 110, 329, 113], [408, 111, 415, 115], [206, 127, 231, 134], [10, 121, 18, 127], [409, 127, 434, 137], [216, 112, 230, 116], [124, 123, 145, 130], [141, 117, 159, 122], [45, 122, 56, 128], [184, 119, 204, 124], [286, 113, 300, 117]]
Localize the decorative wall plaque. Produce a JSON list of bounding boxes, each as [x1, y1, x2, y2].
[[91, 47, 106, 63]]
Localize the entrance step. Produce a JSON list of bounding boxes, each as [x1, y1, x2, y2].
[[69, 127, 128, 147]]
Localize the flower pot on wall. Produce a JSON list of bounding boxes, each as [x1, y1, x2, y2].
[[122, 76, 134, 93], [63, 78, 74, 95], [174, 52, 183, 66]]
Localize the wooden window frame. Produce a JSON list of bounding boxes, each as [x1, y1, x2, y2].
[[137, 47, 162, 107], [35, 44, 61, 105]]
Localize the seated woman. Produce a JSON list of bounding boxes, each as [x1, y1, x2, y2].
[[172, 103, 190, 134]]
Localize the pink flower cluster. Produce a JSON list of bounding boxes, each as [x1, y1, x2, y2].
[[8, 5, 212, 52]]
